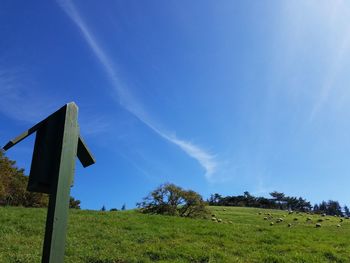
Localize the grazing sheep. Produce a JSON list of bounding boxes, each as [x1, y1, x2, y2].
[[316, 223, 321, 228], [211, 217, 217, 221], [276, 218, 283, 223], [337, 224, 341, 227], [218, 219, 222, 223], [306, 217, 312, 221], [270, 222, 274, 226], [317, 219, 323, 222], [322, 213, 326, 217], [340, 218, 344, 222], [228, 221, 233, 224], [288, 223, 292, 227], [212, 214, 216, 217], [263, 217, 268, 220], [258, 212, 262, 215]]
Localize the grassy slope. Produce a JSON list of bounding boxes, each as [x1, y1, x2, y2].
[[0, 206, 349, 263]]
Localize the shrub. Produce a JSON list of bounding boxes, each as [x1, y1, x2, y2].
[[137, 183, 209, 218]]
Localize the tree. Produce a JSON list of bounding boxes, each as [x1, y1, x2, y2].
[[69, 196, 81, 209], [121, 204, 126, 211], [344, 206, 350, 217], [0, 149, 49, 207], [270, 191, 285, 201], [208, 193, 222, 205], [101, 205, 106, 211], [137, 183, 209, 218], [0, 149, 82, 208], [326, 200, 342, 216]]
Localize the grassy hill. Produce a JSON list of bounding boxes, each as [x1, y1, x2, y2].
[[0, 206, 349, 263]]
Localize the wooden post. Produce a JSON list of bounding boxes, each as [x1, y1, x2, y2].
[[41, 103, 79, 262], [2, 102, 95, 263]]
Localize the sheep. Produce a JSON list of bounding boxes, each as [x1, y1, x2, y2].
[[306, 217, 312, 221], [211, 217, 217, 222], [288, 223, 292, 227], [263, 217, 268, 220], [270, 222, 274, 226], [217, 219, 222, 223], [317, 219, 323, 222], [316, 223, 321, 228], [337, 224, 341, 227], [293, 218, 298, 221], [322, 213, 326, 217]]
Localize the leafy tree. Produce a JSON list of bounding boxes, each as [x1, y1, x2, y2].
[[0, 149, 48, 207], [69, 196, 81, 209], [121, 204, 126, 211], [326, 200, 342, 216], [319, 201, 328, 214], [313, 200, 342, 216], [208, 193, 222, 205], [270, 191, 285, 201], [344, 205, 350, 217], [0, 149, 81, 208], [101, 205, 106, 211], [137, 183, 209, 218]]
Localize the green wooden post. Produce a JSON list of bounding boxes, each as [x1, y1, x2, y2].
[[3, 102, 95, 263], [41, 103, 79, 262]]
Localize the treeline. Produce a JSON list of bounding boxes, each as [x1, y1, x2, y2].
[[208, 191, 350, 217], [0, 149, 81, 209]]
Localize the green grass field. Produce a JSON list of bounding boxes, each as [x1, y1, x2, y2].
[[0, 206, 349, 263]]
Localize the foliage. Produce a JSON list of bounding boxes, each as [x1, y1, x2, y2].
[[137, 183, 209, 218], [0, 149, 48, 207], [121, 203, 126, 210], [69, 197, 81, 209], [344, 206, 350, 217], [1, 206, 350, 262], [208, 191, 313, 212], [0, 149, 81, 208], [313, 200, 343, 216]]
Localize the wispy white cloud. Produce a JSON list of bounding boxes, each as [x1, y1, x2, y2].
[[58, 0, 217, 179]]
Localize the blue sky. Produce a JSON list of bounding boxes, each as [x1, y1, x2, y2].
[[1, 1, 350, 210]]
